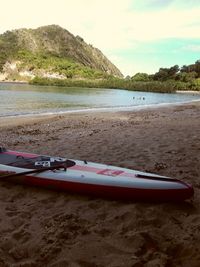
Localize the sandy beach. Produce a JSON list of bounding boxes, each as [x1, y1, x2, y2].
[[0, 102, 200, 267]]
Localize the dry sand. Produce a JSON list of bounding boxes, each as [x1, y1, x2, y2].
[[0, 102, 200, 267]]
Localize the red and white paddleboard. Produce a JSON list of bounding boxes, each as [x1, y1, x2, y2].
[[0, 148, 194, 201]]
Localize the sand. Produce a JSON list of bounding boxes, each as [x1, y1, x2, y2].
[[0, 102, 200, 267]]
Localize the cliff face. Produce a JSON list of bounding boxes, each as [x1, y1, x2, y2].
[[0, 25, 123, 81]]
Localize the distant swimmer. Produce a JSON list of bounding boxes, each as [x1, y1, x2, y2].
[[133, 96, 145, 100]]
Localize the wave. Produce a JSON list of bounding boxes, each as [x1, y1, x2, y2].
[[1, 98, 200, 119]]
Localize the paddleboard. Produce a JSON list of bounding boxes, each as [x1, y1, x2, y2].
[[0, 148, 194, 201]]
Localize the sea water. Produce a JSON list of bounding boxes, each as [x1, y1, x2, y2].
[[0, 82, 199, 117]]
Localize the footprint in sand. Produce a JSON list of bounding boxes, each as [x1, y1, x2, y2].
[[5, 204, 20, 217], [12, 227, 31, 243]]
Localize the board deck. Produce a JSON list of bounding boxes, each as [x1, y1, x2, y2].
[[0, 148, 194, 201]]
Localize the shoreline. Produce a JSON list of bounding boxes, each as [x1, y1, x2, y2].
[[0, 80, 28, 84], [1, 80, 200, 93], [176, 90, 200, 94], [0, 99, 200, 123], [0, 102, 200, 266]]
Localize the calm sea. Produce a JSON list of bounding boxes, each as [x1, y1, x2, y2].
[[0, 82, 199, 117]]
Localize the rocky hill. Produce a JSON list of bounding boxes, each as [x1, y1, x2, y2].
[[0, 25, 123, 81]]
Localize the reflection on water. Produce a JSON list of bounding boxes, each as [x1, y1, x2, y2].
[[0, 82, 199, 117]]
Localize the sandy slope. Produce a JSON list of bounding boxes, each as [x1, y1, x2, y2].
[[0, 102, 200, 267]]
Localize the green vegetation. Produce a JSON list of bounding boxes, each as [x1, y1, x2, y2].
[[30, 60, 200, 93], [0, 25, 200, 93], [131, 72, 150, 82], [16, 50, 110, 79], [30, 77, 178, 93], [0, 25, 122, 77], [150, 61, 200, 91], [0, 31, 19, 71]]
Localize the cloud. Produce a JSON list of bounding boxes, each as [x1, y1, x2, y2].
[[1, 0, 200, 46], [129, 0, 175, 11], [130, 0, 200, 11], [182, 44, 200, 52], [0, 0, 200, 75]]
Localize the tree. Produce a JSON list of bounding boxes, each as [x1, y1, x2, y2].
[[168, 65, 179, 76], [131, 72, 150, 82], [194, 60, 200, 77], [125, 75, 131, 80], [176, 71, 197, 82], [153, 68, 169, 81], [153, 65, 179, 81]]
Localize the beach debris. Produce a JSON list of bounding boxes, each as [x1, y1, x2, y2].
[[154, 162, 168, 170]]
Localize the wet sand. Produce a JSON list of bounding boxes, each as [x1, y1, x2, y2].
[[0, 102, 200, 267]]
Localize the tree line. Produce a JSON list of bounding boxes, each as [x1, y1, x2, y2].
[[131, 60, 200, 82], [128, 60, 200, 92], [31, 60, 200, 93]]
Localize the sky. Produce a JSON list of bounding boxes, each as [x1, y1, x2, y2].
[[1, 0, 200, 76]]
